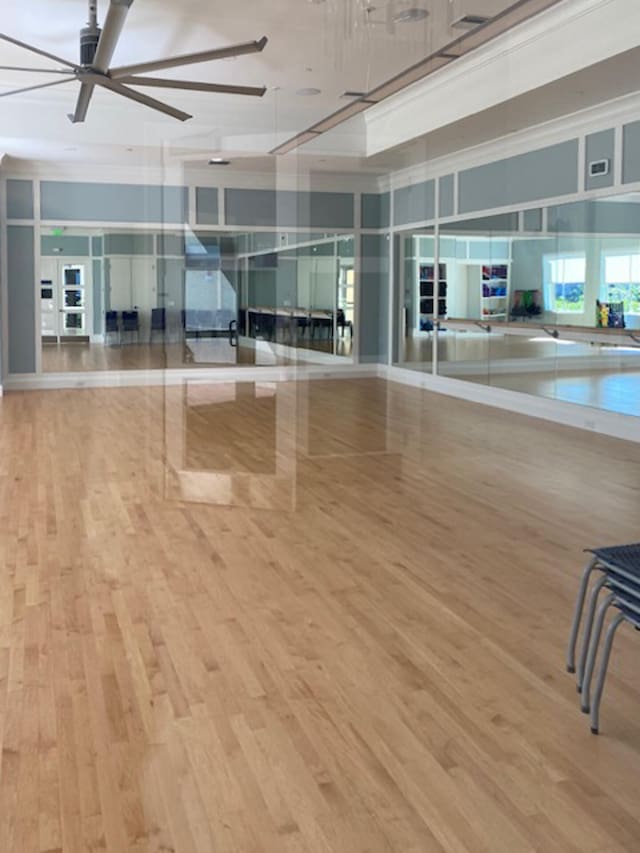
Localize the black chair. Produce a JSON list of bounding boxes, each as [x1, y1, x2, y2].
[[337, 309, 353, 338], [105, 310, 120, 345], [121, 310, 140, 343], [150, 307, 166, 343]]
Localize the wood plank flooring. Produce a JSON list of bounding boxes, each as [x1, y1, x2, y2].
[[0, 377, 639, 852]]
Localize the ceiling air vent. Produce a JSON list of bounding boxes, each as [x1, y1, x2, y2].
[[451, 14, 490, 29]]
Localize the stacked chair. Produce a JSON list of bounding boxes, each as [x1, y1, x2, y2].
[[567, 543, 640, 734]]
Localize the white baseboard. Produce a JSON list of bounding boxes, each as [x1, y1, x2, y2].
[[5, 363, 376, 392], [383, 365, 640, 444]]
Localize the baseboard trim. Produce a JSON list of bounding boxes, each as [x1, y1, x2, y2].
[[382, 365, 640, 444], [5, 363, 376, 392]]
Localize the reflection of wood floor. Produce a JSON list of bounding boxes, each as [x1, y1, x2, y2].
[[41, 337, 351, 373], [463, 369, 640, 417], [2, 378, 640, 851]]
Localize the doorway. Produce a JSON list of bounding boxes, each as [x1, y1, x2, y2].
[[40, 258, 91, 343]]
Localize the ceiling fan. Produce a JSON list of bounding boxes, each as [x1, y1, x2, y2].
[[0, 0, 268, 123]]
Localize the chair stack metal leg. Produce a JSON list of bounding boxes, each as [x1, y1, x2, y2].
[[566, 556, 598, 674], [580, 593, 614, 713], [576, 575, 609, 692], [590, 613, 626, 735]]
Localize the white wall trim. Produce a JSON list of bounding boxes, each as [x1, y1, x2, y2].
[[4, 363, 377, 392], [366, 0, 638, 157], [385, 90, 640, 193]]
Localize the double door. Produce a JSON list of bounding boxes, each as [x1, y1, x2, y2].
[[41, 258, 90, 341], [106, 256, 157, 339]]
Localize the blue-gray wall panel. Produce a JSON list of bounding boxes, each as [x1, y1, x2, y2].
[[225, 189, 354, 229], [359, 234, 390, 363], [92, 236, 104, 257], [158, 233, 186, 256], [93, 259, 103, 335], [41, 235, 91, 256], [7, 179, 34, 220], [547, 200, 640, 233], [523, 208, 543, 231], [104, 233, 155, 255], [622, 121, 640, 184], [393, 180, 435, 227], [361, 192, 390, 229], [195, 187, 219, 225], [40, 182, 188, 223], [8, 226, 36, 374], [458, 140, 579, 214], [439, 174, 455, 218], [585, 129, 615, 191], [440, 212, 519, 233]]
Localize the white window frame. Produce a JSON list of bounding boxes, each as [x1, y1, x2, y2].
[[601, 250, 640, 316], [542, 252, 587, 314]]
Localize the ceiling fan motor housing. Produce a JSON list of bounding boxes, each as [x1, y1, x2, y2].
[[80, 24, 102, 66]]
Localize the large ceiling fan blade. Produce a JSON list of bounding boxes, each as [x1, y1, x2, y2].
[[68, 81, 95, 124], [0, 65, 75, 75], [118, 76, 267, 97], [91, 75, 192, 121], [0, 33, 78, 70], [0, 77, 75, 99], [92, 0, 135, 73], [109, 36, 268, 79]]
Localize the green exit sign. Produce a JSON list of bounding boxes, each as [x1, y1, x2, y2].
[[51, 228, 64, 237]]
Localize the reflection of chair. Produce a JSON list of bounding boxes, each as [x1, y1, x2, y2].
[[150, 308, 166, 343], [311, 313, 333, 340], [121, 310, 140, 343], [105, 310, 120, 345], [337, 309, 353, 338]]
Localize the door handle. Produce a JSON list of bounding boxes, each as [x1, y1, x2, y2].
[[229, 319, 238, 348]]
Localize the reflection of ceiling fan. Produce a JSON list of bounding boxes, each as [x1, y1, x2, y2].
[[0, 0, 268, 123]]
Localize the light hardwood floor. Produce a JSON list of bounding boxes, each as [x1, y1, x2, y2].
[[0, 378, 639, 852], [41, 337, 352, 373]]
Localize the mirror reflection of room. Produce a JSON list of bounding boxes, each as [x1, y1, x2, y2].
[[397, 196, 640, 417], [40, 228, 355, 373]]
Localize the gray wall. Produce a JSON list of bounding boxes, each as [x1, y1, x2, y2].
[[439, 175, 455, 218], [585, 129, 615, 191], [7, 226, 36, 374], [195, 188, 219, 225], [359, 234, 390, 363], [225, 189, 354, 229], [393, 179, 435, 227], [40, 182, 189, 223], [458, 140, 579, 214], [622, 120, 640, 184], [362, 192, 390, 229], [7, 180, 34, 220], [41, 235, 91, 256]]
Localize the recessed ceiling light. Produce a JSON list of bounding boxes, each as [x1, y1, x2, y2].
[[296, 87, 321, 96], [208, 157, 231, 165], [451, 14, 490, 29], [394, 7, 429, 23]]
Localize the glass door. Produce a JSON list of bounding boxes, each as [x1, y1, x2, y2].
[[40, 261, 87, 342], [61, 264, 87, 338], [182, 266, 240, 365]]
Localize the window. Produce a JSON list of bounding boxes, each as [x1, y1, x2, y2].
[[603, 253, 640, 314], [544, 255, 586, 313]]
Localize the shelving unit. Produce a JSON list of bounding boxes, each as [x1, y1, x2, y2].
[[419, 263, 448, 325], [480, 264, 509, 319]]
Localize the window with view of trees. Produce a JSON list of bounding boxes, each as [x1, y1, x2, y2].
[[603, 254, 640, 314], [544, 255, 586, 313]]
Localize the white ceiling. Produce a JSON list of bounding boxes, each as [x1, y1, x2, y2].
[[0, 0, 514, 164]]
